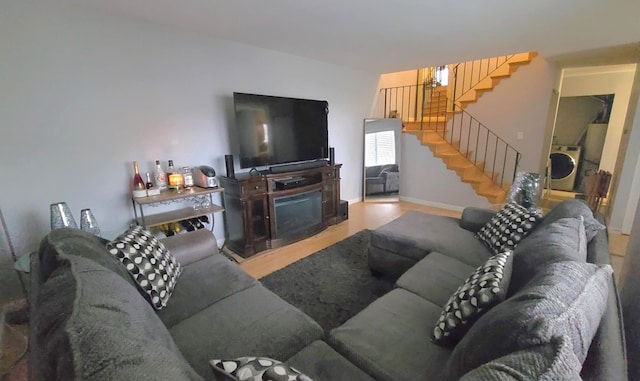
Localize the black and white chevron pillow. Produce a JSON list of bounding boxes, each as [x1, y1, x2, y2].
[[475, 201, 542, 254], [210, 356, 313, 381], [432, 251, 513, 346], [107, 225, 182, 310]]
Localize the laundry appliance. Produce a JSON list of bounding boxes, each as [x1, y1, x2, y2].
[[550, 145, 581, 191]]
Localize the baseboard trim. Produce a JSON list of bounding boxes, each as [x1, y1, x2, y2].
[[399, 196, 466, 212]]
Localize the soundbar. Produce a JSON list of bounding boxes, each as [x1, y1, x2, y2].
[[274, 177, 310, 190], [270, 160, 328, 174]]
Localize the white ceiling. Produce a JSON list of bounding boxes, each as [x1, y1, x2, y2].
[[58, 0, 640, 73]]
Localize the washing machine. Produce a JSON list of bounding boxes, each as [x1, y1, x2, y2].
[[550, 145, 581, 191]]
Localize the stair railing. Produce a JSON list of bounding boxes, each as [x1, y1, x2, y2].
[[378, 83, 521, 189], [452, 55, 514, 102]]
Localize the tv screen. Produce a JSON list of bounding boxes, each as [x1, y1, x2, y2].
[[233, 92, 329, 169]]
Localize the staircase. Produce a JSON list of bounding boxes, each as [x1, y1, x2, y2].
[[380, 53, 536, 204]]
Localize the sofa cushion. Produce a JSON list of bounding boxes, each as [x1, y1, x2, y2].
[[475, 201, 542, 254], [157, 253, 259, 328], [286, 341, 375, 381], [329, 288, 451, 381], [459, 207, 497, 233], [443, 261, 612, 380], [169, 285, 323, 379], [370, 211, 492, 269], [540, 199, 605, 241], [432, 251, 513, 346], [459, 337, 582, 381], [36, 228, 135, 287], [509, 217, 587, 295], [107, 225, 182, 310], [30, 250, 202, 381], [396, 252, 476, 306], [210, 356, 312, 381]]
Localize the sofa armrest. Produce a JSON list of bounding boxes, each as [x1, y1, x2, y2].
[[459, 207, 496, 233], [160, 229, 218, 266]]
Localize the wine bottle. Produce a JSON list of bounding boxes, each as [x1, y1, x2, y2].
[[180, 219, 196, 232], [167, 160, 184, 192], [190, 218, 205, 229], [154, 160, 168, 191], [132, 161, 147, 198]]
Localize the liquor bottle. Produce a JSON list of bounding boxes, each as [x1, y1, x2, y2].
[[145, 172, 154, 189], [167, 160, 184, 192], [144, 171, 160, 196], [132, 161, 147, 198], [154, 160, 168, 191], [182, 166, 194, 188]]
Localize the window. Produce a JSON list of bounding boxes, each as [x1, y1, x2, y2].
[[365, 130, 396, 167]]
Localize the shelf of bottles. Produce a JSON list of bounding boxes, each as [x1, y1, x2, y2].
[[129, 159, 224, 234]]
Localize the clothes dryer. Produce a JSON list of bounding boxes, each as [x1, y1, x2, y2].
[[550, 145, 581, 191]]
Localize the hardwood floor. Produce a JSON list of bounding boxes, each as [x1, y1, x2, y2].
[[239, 201, 461, 279], [239, 200, 629, 281]]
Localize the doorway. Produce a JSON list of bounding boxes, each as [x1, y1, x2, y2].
[[549, 94, 613, 196]]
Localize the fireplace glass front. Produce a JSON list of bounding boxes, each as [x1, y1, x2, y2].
[[273, 189, 323, 239]]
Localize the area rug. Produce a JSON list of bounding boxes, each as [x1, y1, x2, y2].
[[260, 229, 394, 331]]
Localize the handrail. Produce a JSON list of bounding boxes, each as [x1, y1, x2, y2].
[[452, 55, 513, 102], [378, 83, 521, 188]]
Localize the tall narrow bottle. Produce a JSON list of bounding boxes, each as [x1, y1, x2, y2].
[[132, 161, 147, 198], [154, 160, 168, 191]]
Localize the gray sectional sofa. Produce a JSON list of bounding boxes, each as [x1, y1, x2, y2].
[[29, 199, 627, 380]]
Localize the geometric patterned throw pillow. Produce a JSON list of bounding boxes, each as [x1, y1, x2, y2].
[[432, 251, 513, 346], [209, 356, 313, 381], [107, 225, 182, 310], [475, 201, 543, 254]]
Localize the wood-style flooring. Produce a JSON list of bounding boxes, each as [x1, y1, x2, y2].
[[239, 200, 627, 280]]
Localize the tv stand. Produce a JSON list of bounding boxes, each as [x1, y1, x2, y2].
[[219, 164, 342, 258]]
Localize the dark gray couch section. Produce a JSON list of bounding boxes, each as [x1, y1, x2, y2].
[[157, 254, 258, 328], [329, 289, 451, 381], [287, 340, 375, 381], [395, 251, 475, 306], [30, 233, 203, 381], [30, 228, 326, 381], [169, 285, 323, 379], [368, 211, 491, 278]]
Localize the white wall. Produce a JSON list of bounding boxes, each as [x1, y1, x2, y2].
[[0, 1, 379, 255], [463, 56, 557, 174], [401, 134, 492, 210]]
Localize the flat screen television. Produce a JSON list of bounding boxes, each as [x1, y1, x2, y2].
[[233, 92, 329, 169]]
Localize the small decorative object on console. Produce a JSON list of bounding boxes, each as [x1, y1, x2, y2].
[[507, 171, 542, 209], [50, 202, 77, 230], [79, 208, 101, 236]]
